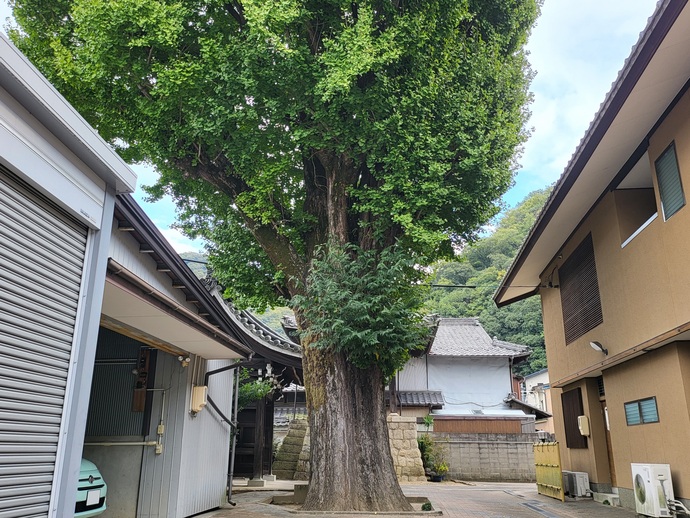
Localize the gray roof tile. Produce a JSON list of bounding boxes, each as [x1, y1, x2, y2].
[[429, 318, 530, 358], [397, 391, 444, 408]]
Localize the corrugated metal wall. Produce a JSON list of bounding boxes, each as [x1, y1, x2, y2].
[[177, 359, 234, 517], [137, 351, 186, 518], [135, 349, 235, 517], [86, 328, 146, 437]]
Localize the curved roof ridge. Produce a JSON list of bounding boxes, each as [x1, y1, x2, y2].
[[491, 338, 531, 357], [223, 300, 302, 357]]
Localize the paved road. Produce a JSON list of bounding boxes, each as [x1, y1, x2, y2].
[[197, 480, 636, 518]]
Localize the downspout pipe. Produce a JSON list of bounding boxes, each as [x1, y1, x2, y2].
[[228, 367, 241, 505], [203, 357, 262, 427], [203, 356, 264, 503]]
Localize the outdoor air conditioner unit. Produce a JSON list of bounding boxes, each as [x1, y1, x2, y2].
[[562, 470, 573, 496], [562, 470, 590, 497], [632, 463, 674, 517]]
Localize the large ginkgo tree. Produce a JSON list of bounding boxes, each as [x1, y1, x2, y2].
[[10, 0, 539, 510]]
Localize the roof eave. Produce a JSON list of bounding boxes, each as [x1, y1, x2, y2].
[[494, 0, 688, 307], [116, 194, 252, 357], [0, 35, 136, 193]]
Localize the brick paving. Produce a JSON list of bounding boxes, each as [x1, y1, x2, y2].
[[196, 480, 636, 518]]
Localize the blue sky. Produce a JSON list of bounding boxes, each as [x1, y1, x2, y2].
[[1, 0, 659, 252]]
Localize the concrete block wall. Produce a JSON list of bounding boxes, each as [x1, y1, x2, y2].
[[434, 432, 539, 482]]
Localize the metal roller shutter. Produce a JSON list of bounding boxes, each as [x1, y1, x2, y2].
[[0, 168, 88, 517]]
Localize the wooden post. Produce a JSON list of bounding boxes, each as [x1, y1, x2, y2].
[[252, 396, 266, 481], [389, 375, 397, 414]]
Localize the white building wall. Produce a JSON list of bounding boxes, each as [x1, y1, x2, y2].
[[523, 370, 550, 413], [176, 359, 235, 517], [428, 357, 512, 414], [397, 357, 428, 390]]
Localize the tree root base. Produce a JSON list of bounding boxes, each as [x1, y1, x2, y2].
[[271, 495, 441, 515]]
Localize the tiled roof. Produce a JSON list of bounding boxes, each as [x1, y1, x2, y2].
[[397, 391, 444, 408], [274, 405, 307, 419], [222, 301, 302, 356], [429, 318, 530, 359], [504, 395, 552, 420]]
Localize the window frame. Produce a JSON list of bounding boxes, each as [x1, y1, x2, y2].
[[655, 142, 685, 220], [624, 396, 659, 426]]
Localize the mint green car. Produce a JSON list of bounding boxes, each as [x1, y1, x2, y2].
[[75, 459, 107, 517]]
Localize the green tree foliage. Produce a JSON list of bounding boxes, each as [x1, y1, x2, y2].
[[179, 251, 209, 279], [10, 0, 539, 370], [425, 188, 551, 375], [9, 0, 540, 510], [293, 243, 429, 378], [237, 368, 277, 412]]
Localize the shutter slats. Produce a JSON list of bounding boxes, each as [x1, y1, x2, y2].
[[2, 288, 77, 330], [560, 234, 603, 344], [0, 169, 87, 516], [0, 252, 79, 308], [0, 413, 61, 427], [0, 367, 66, 393], [0, 352, 69, 381], [561, 388, 587, 449]]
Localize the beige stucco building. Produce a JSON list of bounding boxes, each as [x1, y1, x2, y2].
[[495, 0, 690, 511]]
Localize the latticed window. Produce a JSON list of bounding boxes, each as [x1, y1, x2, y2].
[[559, 234, 603, 344]]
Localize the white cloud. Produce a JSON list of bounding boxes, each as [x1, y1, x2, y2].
[[505, 0, 659, 207], [158, 227, 205, 254]]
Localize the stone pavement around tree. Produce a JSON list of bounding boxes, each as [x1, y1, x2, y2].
[[196, 480, 637, 518]]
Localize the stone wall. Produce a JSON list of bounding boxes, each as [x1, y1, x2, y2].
[[293, 424, 310, 481], [387, 413, 426, 482], [272, 418, 308, 480], [273, 414, 425, 482], [434, 432, 539, 482]]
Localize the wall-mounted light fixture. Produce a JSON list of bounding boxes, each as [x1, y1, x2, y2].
[[589, 341, 608, 355]]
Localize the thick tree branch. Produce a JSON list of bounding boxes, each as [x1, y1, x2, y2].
[[302, 151, 330, 257], [173, 155, 307, 295], [224, 1, 247, 27], [314, 150, 358, 245], [304, 19, 322, 55]]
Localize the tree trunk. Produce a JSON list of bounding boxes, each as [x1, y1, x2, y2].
[[301, 344, 413, 511]]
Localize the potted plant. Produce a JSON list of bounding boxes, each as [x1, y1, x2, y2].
[[430, 460, 449, 482], [419, 438, 449, 482]]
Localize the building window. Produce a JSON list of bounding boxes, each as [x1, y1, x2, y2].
[[624, 397, 659, 426], [561, 388, 587, 449], [655, 142, 685, 220], [559, 234, 603, 344]]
